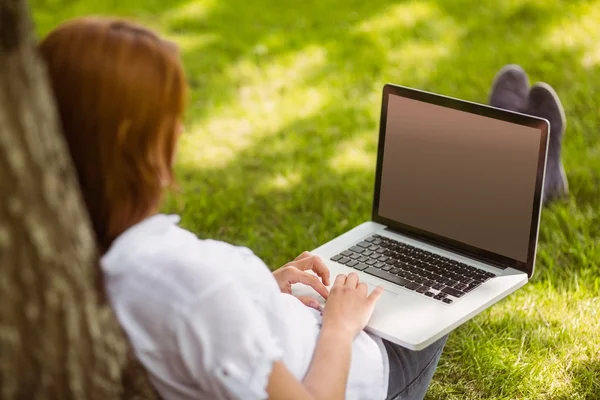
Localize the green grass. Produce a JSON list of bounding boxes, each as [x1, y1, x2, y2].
[[31, 0, 599, 398]]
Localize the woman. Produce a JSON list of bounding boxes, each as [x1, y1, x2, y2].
[[39, 18, 447, 400]]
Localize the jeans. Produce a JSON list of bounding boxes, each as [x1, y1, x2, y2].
[[384, 335, 448, 400]]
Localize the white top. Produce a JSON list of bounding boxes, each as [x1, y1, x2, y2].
[[101, 214, 389, 400]]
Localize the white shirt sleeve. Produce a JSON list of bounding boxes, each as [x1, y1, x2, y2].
[[175, 278, 284, 400]]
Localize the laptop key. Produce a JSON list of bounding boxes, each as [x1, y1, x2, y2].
[[349, 246, 364, 254], [374, 261, 386, 268], [358, 256, 368, 262], [357, 241, 371, 248], [405, 282, 421, 291], [432, 283, 444, 290], [364, 267, 410, 286], [366, 259, 377, 265], [330, 254, 343, 262], [381, 265, 393, 271], [363, 250, 373, 256], [442, 298, 453, 304], [376, 248, 387, 254], [368, 245, 379, 251], [349, 253, 360, 260], [365, 236, 376, 243], [441, 286, 465, 298], [465, 282, 482, 292], [338, 257, 351, 265], [341, 250, 353, 257], [353, 263, 369, 271], [416, 286, 430, 294], [346, 259, 358, 267], [424, 292, 435, 297]]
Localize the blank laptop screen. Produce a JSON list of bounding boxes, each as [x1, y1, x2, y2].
[[378, 94, 542, 262]]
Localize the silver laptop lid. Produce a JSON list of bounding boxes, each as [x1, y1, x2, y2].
[[372, 84, 549, 278]]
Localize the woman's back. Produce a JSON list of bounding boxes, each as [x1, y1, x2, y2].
[[102, 214, 387, 399]]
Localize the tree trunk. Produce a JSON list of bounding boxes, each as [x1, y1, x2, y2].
[[0, 1, 158, 398]]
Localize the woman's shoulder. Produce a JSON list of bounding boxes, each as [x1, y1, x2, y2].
[[101, 214, 269, 302]]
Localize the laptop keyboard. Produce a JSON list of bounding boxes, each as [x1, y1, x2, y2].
[[330, 234, 496, 304]]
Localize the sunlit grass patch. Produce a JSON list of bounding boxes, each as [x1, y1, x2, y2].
[[257, 171, 303, 194], [356, 2, 438, 33], [178, 45, 329, 168], [544, 2, 600, 68], [329, 134, 376, 172]]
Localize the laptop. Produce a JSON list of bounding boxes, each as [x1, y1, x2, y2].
[[292, 84, 549, 350]]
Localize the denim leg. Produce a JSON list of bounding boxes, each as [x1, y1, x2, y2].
[[385, 335, 448, 400]]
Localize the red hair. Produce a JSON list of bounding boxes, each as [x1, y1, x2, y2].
[[39, 17, 187, 252]]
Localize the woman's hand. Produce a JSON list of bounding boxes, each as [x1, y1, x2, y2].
[[273, 252, 331, 309], [321, 272, 383, 339]]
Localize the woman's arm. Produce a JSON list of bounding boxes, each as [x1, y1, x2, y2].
[[267, 327, 353, 400], [267, 273, 383, 400], [303, 326, 354, 398]]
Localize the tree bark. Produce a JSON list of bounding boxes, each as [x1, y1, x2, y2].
[[0, 1, 158, 398]]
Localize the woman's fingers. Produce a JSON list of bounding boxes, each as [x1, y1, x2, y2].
[[304, 255, 330, 286], [367, 286, 384, 306], [357, 282, 368, 296], [295, 296, 321, 310], [294, 251, 312, 261], [288, 253, 331, 287], [333, 273, 347, 287], [293, 270, 330, 299], [345, 272, 359, 288]]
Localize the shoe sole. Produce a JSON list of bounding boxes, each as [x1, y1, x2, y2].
[[532, 82, 569, 200], [489, 64, 529, 106], [530, 82, 567, 134]]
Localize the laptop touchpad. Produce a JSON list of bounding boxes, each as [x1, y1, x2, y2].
[[366, 283, 399, 299], [316, 284, 397, 308]]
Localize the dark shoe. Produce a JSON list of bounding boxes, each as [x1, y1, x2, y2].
[[489, 64, 530, 112], [525, 82, 568, 204]]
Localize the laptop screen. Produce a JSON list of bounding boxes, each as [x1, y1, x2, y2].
[[378, 93, 543, 263]]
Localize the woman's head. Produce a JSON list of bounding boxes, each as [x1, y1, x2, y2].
[[40, 17, 186, 252]]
